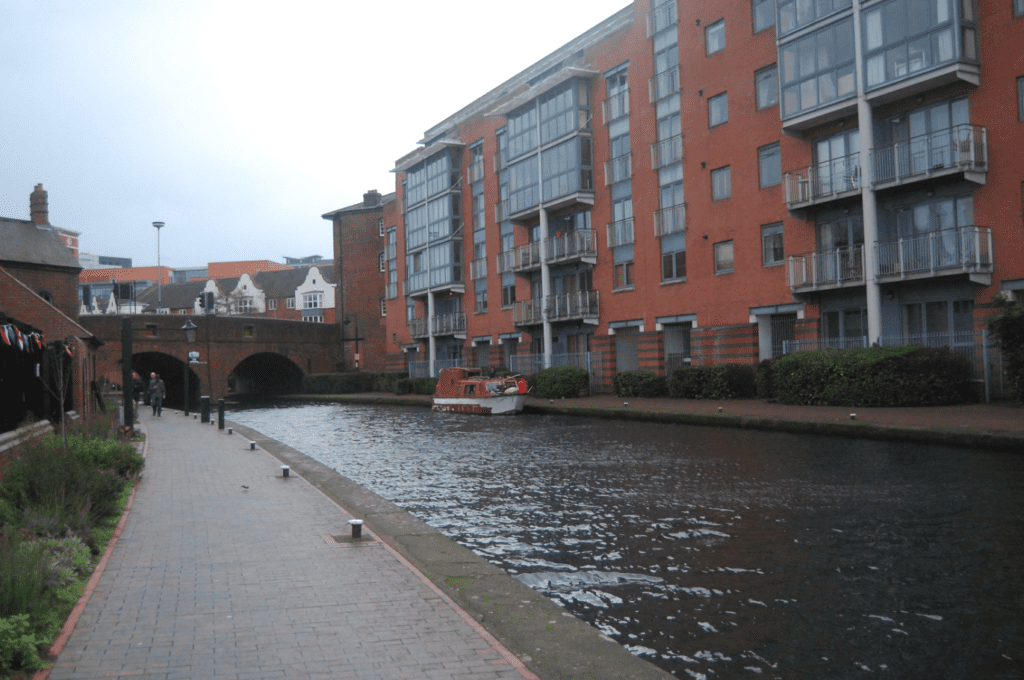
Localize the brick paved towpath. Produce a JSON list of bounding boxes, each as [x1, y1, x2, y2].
[[43, 407, 673, 680]]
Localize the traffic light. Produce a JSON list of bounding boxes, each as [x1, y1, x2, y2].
[[198, 294, 205, 309]]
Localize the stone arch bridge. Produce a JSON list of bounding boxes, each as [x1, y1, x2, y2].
[[81, 315, 340, 409]]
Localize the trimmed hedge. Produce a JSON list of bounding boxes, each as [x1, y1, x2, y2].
[[535, 366, 590, 399], [301, 373, 376, 394], [668, 364, 757, 400], [613, 371, 669, 398], [769, 345, 973, 406], [989, 303, 1024, 405]]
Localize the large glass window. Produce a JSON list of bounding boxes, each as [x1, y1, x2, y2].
[[864, 0, 958, 89], [753, 0, 775, 32], [661, 231, 686, 281], [756, 65, 779, 110], [712, 166, 732, 200], [714, 240, 734, 274], [507, 104, 538, 162], [539, 80, 589, 145], [758, 143, 782, 188], [708, 92, 728, 127], [778, 0, 852, 35], [405, 204, 428, 251], [1016, 0, 1024, 17], [762, 223, 785, 265], [706, 20, 725, 55], [541, 137, 592, 202], [780, 19, 856, 118]]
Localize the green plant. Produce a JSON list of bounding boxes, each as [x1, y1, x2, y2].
[[535, 366, 589, 399], [0, 614, 44, 676], [53, 435, 143, 478], [410, 378, 439, 395], [613, 371, 668, 398], [668, 364, 756, 399], [989, 303, 1024, 405]]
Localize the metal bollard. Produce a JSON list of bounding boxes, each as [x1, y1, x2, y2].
[[200, 396, 210, 423], [281, 465, 290, 478], [228, 427, 233, 435], [349, 519, 363, 539], [218, 399, 225, 430], [249, 441, 256, 450]]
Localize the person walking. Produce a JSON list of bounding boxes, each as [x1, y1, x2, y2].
[[148, 372, 166, 417]]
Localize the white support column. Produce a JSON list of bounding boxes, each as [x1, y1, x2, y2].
[[853, 0, 883, 345], [540, 205, 552, 370], [427, 291, 437, 377]]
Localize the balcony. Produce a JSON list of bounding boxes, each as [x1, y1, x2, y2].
[[875, 226, 992, 286], [431, 311, 467, 338], [651, 134, 683, 170], [496, 230, 597, 274], [467, 159, 485, 184], [646, 1, 677, 36], [513, 290, 600, 326], [384, 281, 398, 300], [410, 317, 429, 339], [604, 153, 632, 185], [602, 90, 630, 124], [789, 245, 865, 293], [607, 217, 634, 248], [495, 200, 509, 224], [653, 204, 686, 237], [470, 257, 487, 280], [384, 242, 397, 260], [871, 124, 987, 189], [649, 66, 680, 103], [785, 152, 861, 213]]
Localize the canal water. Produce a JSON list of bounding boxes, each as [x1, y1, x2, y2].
[[230, 402, 1024, 679]]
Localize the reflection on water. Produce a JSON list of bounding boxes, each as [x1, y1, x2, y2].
[[230, 403, 1024, 679]]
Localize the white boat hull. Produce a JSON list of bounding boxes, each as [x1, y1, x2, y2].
[[432, 393, 526, 415]]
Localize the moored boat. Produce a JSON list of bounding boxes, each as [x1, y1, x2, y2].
[[432, 367, 528, 415]]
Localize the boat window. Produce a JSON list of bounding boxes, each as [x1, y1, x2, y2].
[[464, 384, 476, 395]]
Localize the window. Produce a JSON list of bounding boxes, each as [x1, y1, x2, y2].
[[286, 297, 295, 309], [502, 282, 516, 308], [1017, 0, 1024, 17], [303, 315, 324, 323], [237, 298, 253, 313], [758, 143, 782, 188], [378, 252, 385, 272], [378, 218, 384, 237], [863, 0, 958, 90], [778, 0, 852, 35], [715, 240, 734, 273], [302, 293, 322, 309], [762, 223, 785, 265], [708, 92, 728, 127], [614, 261, 635, 289], [268, 299, 277, 311], [752, 0, 775, 32], [711, 166, 732, 200], [756, 65, 779, 109], [780, 19, 856, 118], [662, 231, 687, 281], [380, 298, 386, 317], [475, 280, 488, 313], [706, 20, 725, 55]]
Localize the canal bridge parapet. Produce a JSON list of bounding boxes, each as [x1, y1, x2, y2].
[[81, 315, 340, 405]]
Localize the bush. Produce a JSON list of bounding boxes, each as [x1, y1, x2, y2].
[[772, 346, 972, 406], [302, 373, 376, 394], [613, 371, 669, 398], [534, 366, 589, 399], [989, 303, 1024, 405], [754, 359, 776, 399], [668, 364, 757, 400], [0, 614, 44, 676], [54, 435, 143, 478], [409, 378, 439, 395]]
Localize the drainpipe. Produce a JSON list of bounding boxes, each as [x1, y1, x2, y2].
[[853, 0, 883, 345]]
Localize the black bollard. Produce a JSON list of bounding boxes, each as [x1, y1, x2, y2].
[[349, 520, 363, 539], [200, 396, 210, 423], [218, 398, 225, 430]]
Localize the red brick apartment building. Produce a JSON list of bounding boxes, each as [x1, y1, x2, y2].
[[366, 0, 1023, 387]]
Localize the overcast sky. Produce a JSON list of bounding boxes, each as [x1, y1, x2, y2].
[[1, 1, 630, 269]]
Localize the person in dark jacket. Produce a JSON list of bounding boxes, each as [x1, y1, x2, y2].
[[148, 372, 166, 416]]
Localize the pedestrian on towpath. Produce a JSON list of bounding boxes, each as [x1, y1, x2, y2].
[[149, 372, 166, 417]]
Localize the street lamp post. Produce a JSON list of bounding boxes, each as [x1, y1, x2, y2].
[[153, 221, 164, 311], [181, 318, 197, 416]]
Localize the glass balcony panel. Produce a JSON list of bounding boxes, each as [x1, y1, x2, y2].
[[871, 124, 986, 186]]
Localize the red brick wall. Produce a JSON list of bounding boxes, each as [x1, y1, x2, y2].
[[4, 264, 81, 320], [637, 331, 664, 375], [692, 324, 759, 366]]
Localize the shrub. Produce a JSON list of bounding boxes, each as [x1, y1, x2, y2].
[[534, 366, 589, 399], [613, 371, 669, 398], [0, 614, 44, 676], [989, 303, 1024, 405], [772, 346, 972, 406], [302, 373, 376, 394], [668, 364, 757, 400], [0, 534, 48, 621], [53, 435, 143, 478], [754, 359, 776, 399], [410, 378, 439, 395]]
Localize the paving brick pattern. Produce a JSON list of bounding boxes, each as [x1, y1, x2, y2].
[[49, 412, 527, 680]]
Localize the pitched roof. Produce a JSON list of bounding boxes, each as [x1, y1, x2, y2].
[[135, 279, 211, 310], [254, 266, 334, 298], [0, 217, 81, 270]]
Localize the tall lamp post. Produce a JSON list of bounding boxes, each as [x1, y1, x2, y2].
[[181, 318, 198, 416], [153, 221, 164, 311]]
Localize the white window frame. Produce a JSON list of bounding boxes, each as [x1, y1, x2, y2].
[[715, 240, 735, 274], [705, 19, 725, 55], [711, 166, 732, 201], [708, 92, 728, 127]]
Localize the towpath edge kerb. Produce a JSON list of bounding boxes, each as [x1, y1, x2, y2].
[[227, 420, 676, 680], [277, 393, 1023, 453]]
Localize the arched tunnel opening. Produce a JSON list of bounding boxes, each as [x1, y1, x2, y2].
[[229, 353, 304, 397], [131, 352, 200, 411]]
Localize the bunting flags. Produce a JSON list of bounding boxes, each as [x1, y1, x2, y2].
[[0, 325, 47, 354]]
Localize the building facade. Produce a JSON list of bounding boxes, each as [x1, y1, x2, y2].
[[369, 0, 1022, 387]]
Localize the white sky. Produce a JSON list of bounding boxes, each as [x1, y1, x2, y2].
[[0, 1, 631, 269]]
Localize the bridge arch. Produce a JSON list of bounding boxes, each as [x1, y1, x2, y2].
[[229, 352, 304, 396], [132, 351, 200, 411]]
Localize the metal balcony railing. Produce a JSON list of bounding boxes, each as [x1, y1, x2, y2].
[[651, 134, 683, 170], [602, 90, 630, 124], [789, 245, 865, 291], [607, 217, 635, 248], [512, 290, 600, 326], [470, 257, 487, 280], [646, 1, 677, 36], [649, 66, 680, 103], [467, 159, 484, 184], [384, 281, 398, 300], [546, 229, 597, 265], [785, 152, 861, 208], [494, 200, 509, 224], [604, 153, 633, 185], [653, 204, 686, 237], [410, 317, 429, 338], [432, 312, 466, 336], [384, 242, 396, 260], [875, 226, 993, 281], [871, 124, 987, 186]]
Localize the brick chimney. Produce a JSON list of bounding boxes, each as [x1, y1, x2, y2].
[[30, 184, 49, 226], [363, 189, 381, 207]]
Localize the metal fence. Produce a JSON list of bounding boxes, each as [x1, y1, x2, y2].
[[782, 330, 1005, 401]]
